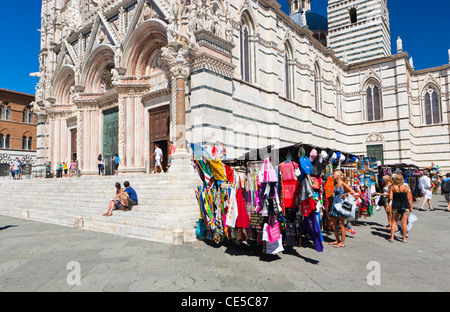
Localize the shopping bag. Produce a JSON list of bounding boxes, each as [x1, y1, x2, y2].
[[195, 218, 208, 239], [267, 220, 281, 243], [335, 195, 357, 218], [263, 158, 277, 183], [265, 237, 284, 255]]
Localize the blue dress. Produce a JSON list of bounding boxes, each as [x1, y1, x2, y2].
[[330, 184, 344, 217]]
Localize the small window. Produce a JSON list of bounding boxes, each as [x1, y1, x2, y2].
[[349, 8, 357, 24], [5, 106, 11, 121], [22, 136, 27, 150], [0, 134, 3, 148], [5, 134, 10, 149]]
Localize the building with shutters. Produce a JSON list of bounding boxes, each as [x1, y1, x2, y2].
[[33, 0, 450, 175], [0, 88, 37, 178]]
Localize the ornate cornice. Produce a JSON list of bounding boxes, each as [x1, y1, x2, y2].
[[191, 53, 235, 79]]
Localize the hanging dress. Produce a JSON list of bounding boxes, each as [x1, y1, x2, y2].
[[235, 188, 250, 229]]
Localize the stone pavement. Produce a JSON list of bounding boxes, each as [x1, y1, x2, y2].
[[0, 195, 449, 293]]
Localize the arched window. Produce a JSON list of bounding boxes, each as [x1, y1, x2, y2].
[[284, 41, 294, 100], [349, 7, 358, 24], [0, 133, 3, 148], [240, 12, 254, 83], [423, 85, 441, 125], [314, 63, 322, 111], [0, 105, 4, 120], [22, 136, 28, 150], [240, 24, 250, 82], [5, 106, 11, 121], [28, 137, 33, 150], [366, 81, 382, 121], [23, 108, 28, 123]]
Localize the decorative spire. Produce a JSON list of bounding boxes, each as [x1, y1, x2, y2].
[[288, 0, 311, 15]]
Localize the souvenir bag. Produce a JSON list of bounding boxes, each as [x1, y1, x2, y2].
[[300, 197, 316, 217], [195, 218, 208, 239], [324, 176, 334, 198], [266, 216, 281, 244], [299, 156, 312, 176], [335, 194, 357, 218], [284, 222, 299, 247], [263, 158, 277, 183]]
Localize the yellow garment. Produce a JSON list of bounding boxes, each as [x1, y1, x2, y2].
[[209, 159, 226, 181]]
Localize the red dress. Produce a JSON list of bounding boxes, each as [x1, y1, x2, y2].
[[235, 188, 250, 229]]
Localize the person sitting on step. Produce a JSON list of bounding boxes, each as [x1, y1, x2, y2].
[[103, 182, 124, 216], [119, 181, 138, 211]]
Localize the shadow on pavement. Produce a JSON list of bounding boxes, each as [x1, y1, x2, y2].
[[0, 225, 18, 231]]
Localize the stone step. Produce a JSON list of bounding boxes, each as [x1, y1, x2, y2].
[[0, 170, 203, 245]]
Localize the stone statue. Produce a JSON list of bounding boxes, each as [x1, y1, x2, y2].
[[397, 36, 403, 53]]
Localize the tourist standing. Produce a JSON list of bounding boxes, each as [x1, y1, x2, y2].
[[114, 153, 122, 175], [70, 160, 76, 177], [329, 170, 356, 248], [419, 172, 434, 211], [442, 173, 450, 212], [168, 141, 176, 170], [389, 174, 413, 243], [376, 175, 393, 229], [63, 162, 68, 178], [151, 144, 163, 173], [97, 154, 104, 176], [12, 158, 20, 180]]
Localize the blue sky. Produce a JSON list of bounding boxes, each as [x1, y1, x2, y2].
[[0, 0, 449, 95]]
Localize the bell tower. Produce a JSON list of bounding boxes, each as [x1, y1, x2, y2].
[[327, 0, 391, 64]]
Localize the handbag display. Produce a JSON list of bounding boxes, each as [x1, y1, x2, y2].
[[263, 158, 277, 183], [267, 221, 281, 243]]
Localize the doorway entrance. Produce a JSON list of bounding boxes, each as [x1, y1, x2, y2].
[[149, 105, 170, 173], [367, 144, 384, 165], [103, 107, 119, 175], [70, 128, 77, 162]]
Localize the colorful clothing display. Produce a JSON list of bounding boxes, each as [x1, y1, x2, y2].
[[193, 142, 382, 255]]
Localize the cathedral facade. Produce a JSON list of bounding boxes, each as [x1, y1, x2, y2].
[[33, 0, 450, 175]]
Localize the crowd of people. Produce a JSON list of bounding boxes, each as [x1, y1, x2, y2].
[[372, 170, 450, 244]]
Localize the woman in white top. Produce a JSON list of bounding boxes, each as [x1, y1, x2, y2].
[[418, 173, 434, 211]]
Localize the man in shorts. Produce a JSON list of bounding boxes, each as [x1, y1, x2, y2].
[[151, 144, 163, 173], [120, 181, 138, 211]]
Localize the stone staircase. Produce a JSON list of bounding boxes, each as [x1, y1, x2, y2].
[[0, 167, 202, 244]]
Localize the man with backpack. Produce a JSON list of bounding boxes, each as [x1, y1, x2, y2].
[[442, 173, 450, 212]]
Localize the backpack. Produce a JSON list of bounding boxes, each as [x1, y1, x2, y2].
[[442, 180, 450, 194]]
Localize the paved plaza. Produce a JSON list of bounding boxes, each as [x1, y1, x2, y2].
[[0, 195, 449, 293]]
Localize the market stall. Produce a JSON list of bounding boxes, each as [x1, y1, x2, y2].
[[191, 142, 380, 255]]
